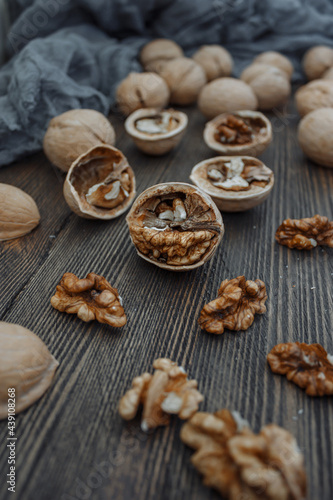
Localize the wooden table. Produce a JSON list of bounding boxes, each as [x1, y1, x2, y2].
[[0, 101, 332, 500]]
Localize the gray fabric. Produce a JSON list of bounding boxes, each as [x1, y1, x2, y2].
[[1, 0, 333, 167]]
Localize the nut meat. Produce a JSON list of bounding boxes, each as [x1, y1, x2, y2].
[[275, 215, 333, 249], [267, 342, 333, 396], [199, 276, 267, 334], [126, 183, 224, 271], [119, 358, 203, 431], [180, 409, 306, 499], [51, 272, 126, 327]]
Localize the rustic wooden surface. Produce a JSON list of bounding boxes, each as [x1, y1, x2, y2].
[[0, 98, 333, 500]]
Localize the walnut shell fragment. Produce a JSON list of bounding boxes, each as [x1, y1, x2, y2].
[[190, 156, 274, 212], [203, 111, 272, 157], [63, 145, 136, 219], [275, 214, 333, 250], [119, 358, 203, 431], [267, 342, 333, 396], [198, 275, 267, 334], [124, 108, 188, 155], [180, 409, 307, 500], [126, 182, 224, 271], [0, 322, 58, 420], [0, 183, 40, 241], [51, 272, 126, 327]]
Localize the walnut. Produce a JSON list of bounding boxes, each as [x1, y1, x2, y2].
[[116, 72, 170, 116], [190, 156, 274, 212], [198, 275, 267, 334], [51, 272, 126, 327], [192, 45, 233, 82], [253, 51, 294, 79], [298, 108, 333, 168], [302, 45, 333, 80], [118, 358, 203, 431], [126, 182, 224, 271], [267, 342, 333, 396], [275, 214, 333, 250], [323, 67, 333, 80], [140, 39, 184, 72], [198, 78, 258, 120], [295, 80, 333, 117], [180, 409, 307, 500]]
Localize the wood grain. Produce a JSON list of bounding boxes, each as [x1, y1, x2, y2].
[[0, 98, 333, 500]]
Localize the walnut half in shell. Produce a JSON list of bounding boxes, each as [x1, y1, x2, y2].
[[204, 110, 272, 157], [63, 145, 136, 219], [126, 183, 224, 271], [190, 156, 274, 212]]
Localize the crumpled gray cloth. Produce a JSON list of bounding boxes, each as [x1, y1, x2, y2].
[[1, 0, 333, 167]]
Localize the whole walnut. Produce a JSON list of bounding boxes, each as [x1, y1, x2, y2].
[[158, 57, 207, 105], [140, 39, 184, 71], [198, 78, 258, 119], [253, 51, 293, 79], [43, 109, 116, 172], [295, 80, 333, 117], [241, 63, 291, 110], [323, 67, 333, 80], [116, 72, 170, 116], [303, 45, 333, 80], [192, 45, 233, 81], [298, 108, 333, 168]]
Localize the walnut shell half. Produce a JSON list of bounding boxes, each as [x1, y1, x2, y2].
[[63, 145, 136, 219], [190, 156, 274, 212], [124, 108, 188, 155], [126, 183, 224, 271], [204, 110, 272, 157]]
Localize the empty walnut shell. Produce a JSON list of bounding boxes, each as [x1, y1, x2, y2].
[[203, 110, 272, 157], [0, 322, 58, 419], [298, 108, 333, 168], [303, 45, 333, 80], [241, 64, 291, 110], [116, 72, 170, 116], [198, 78, 258, 120], [126, 182, 224, 271], [192, 45, 233, 81], [190, 156, 274, 212], [295, 80, 333, 117], [43, 109, 116, 172], [140, 39, 184, 71], [124, 108, 188, 155], [253, 51, 294, 79], [63, 145, 136, 219]]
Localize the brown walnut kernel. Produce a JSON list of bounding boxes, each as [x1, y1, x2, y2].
[[267, 342, 333, 396], [199, 276, 267, 334], [207, 157, 271, 192], [180, 409, 307, 500], [51, 272, 126, 327], [275, 214, 333, 250], [118, 358, 203, 431]]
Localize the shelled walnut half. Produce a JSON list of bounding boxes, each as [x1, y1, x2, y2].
[[267, 342, 333, 396], [126, 183, 224, 271], [181, 409, 307, 500], [199, 276, 267, 334], [119, 358, 203, 431], [203, 111, 272, 157], [275, 214, 333, 249], [51, 272, 126, 327], [190, 156, 274, 212], [63, 145, 136, 219]]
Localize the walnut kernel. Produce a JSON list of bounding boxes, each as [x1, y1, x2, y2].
[[275, 214, 333, 249]]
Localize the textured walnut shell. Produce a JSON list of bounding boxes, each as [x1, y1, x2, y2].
[[323, 67, 333, 80], [158, 57, 207, 105], [63, 145, 136, 219], [0, 183, 40, 241], [198, 78, 258, 120], [241, 64, 291, 110], [190, 156, 274, 212], [192, 45, 233, 81], [124, 108, 188, 155], [116, 72, 170, 116], [298, 108, 333, 168], [126, 182, 224, 271], [303, 45, 333, 80], [204, 110, 272, 157], [295, 80, 333, 117], [0, 322, 58, 419], [140, 39, 184, 71], [43, 109, 116, 172], [253, 51, 294, 79]]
